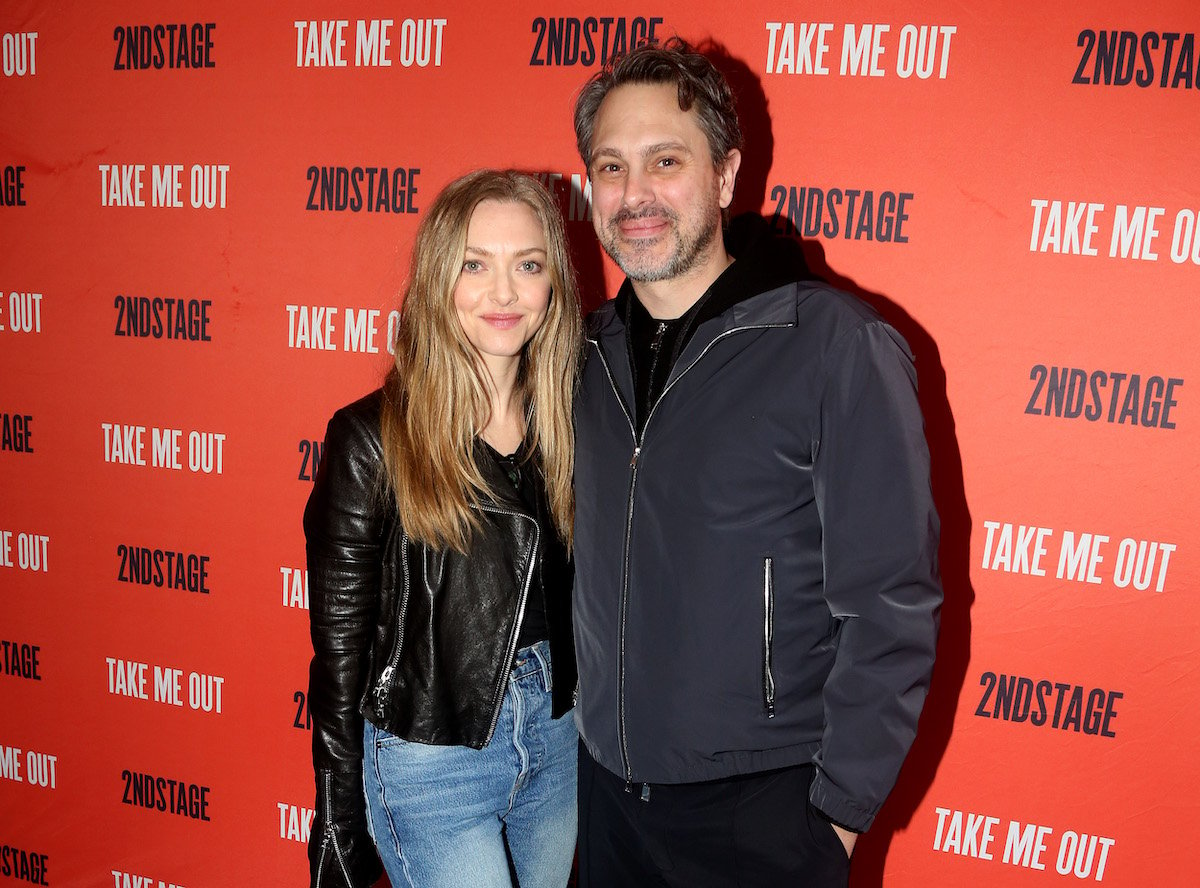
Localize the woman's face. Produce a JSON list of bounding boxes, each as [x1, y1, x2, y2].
[[453, 199, 552, 378]]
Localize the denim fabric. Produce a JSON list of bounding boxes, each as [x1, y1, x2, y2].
[[363, 641, 577, 888]]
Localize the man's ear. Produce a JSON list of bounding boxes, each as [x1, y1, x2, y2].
[[718, 148, 742, 209]]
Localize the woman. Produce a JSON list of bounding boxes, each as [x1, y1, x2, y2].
[[305, 170, 582, 888]]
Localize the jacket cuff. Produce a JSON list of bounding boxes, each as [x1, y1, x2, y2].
[[309, 768, 381, 888], [809, 768, 876, 832]]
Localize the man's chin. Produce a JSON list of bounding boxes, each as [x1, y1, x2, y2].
[[616, 259, 675, 283], [609, 245, 675, 282]]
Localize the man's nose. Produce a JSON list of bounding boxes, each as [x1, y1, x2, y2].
[[622, 167, 654, 210]]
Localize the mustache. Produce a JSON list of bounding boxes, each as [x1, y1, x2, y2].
[[609, 205, 679, 226]]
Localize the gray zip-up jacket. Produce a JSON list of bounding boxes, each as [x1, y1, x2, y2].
[[573, 239, 941, 831]]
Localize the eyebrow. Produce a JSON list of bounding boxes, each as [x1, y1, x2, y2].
[[463, 246, 547, 257], [591, 140, 692, 162]]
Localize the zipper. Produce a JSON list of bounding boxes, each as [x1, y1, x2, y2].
[[373, 531, 411, 715], [616, 442, 641, 785], [763, 557, 776, 718], [318, 770, 354, 886], [652, 319, 672, 350], [481, 503, 540, 744], [587, 319, 792, 784]]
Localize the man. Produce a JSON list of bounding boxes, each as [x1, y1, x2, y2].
[[570, 39, 942, 886]]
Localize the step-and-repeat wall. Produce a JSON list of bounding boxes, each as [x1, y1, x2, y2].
[[2, 1, 1196, 885]]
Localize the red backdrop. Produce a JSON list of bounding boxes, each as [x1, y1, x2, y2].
[[2, 1, 1197, 885]]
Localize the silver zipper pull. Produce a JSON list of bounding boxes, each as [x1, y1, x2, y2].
[[650, 321, 668, 352], [629, 446, 641, 468], [375, 665, 394, 700]]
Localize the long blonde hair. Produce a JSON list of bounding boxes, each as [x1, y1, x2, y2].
[[380, 169, 582, 553]]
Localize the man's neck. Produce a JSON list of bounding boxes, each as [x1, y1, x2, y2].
[[629, 248, 735, 320]]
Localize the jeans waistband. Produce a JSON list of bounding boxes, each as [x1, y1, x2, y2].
[[512, 639, 552, 691]]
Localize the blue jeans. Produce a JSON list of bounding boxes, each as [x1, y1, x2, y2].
[[363, 641, 577, 888]]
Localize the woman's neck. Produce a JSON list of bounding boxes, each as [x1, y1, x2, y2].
[[479, 358, 525, 455]]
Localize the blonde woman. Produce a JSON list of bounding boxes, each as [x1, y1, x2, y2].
[[305, 170, 582, 888]]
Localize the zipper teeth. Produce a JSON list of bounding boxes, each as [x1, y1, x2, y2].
[[321, 770, 354, 886], [617, 456, 639, 782], [588, 321, 792, 783], [374, 531, 411, 711], [763, 557, 776, 717], [482, 503, 540, 744], [647, 322, 667, 378]]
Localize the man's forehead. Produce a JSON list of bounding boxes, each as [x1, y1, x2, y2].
[[599, 80, 679, 113], [592, 83, 704, 148]]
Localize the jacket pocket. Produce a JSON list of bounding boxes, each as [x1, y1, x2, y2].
[[762, 557, 776, 718]]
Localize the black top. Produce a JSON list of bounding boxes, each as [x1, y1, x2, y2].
[[627, 296, 691, 437]]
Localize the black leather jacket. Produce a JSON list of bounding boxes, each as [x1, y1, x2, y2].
[[304, 390, 575, 887]]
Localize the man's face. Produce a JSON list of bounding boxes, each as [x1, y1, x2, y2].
[[587, 82, 739, 284]]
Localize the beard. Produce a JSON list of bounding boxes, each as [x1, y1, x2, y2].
[[597, 192, 722, 283]]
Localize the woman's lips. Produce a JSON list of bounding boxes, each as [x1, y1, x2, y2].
[[482, 314, 522, 329]]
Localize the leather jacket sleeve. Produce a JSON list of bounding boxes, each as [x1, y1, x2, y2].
[[304, 402, 386, 886]]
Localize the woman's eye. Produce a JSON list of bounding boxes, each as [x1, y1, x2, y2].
[[462, 260, 482, 272], [519, 260, 544, 273]]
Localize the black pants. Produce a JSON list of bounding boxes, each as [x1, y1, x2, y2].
[[577, 744, 851, 887]]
